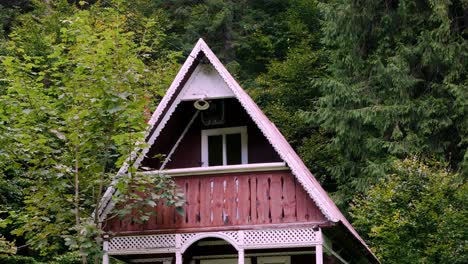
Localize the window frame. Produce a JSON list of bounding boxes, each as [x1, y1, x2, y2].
[[201, 126, 248, 167]]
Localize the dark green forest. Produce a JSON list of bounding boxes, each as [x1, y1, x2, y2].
[[0, 0, 466, 263]]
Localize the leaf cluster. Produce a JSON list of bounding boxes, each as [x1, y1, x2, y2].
[[351, 158, 467, 263]]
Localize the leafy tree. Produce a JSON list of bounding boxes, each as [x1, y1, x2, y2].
[[315, 0, 468, 205], [0, 0, 181, 261], [351, 158, 467, 263]]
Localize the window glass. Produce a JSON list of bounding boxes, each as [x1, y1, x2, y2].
[[226, 133, 242, 165], [202, 126, 247, 167], [208, 135, 223, 166]]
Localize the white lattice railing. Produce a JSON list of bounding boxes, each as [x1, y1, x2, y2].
[[243, 228, 318, 249], [108, 234, 176, 251], [107, 227, 321, 254]]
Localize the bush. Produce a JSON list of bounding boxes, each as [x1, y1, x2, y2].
[[351, 158, 468, 263], [0, 255, 40, 264], [48, 251, 81, 264]]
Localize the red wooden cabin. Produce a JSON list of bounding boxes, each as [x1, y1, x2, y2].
[[98, 39, 379, 264]]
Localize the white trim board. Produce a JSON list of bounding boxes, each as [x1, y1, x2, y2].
[[139, 162, 288, 177], [193, 251, 314, 259]]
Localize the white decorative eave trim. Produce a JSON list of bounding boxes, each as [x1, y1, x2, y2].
[[140, 162, 288, 177]]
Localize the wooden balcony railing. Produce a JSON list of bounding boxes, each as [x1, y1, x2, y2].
[[105, 167, 326, 234]]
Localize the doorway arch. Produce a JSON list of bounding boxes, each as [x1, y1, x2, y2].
[[181, 232, 241, 253], [177, 233, 244, 264]]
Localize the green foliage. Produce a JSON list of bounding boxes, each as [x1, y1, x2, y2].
[[0, 1, 33, 37], [0, 0, 180, 260], [131, 0, 316, 82], [252, 41, 340, 189], [112, 172, 185, 224], [48, 251, 82, 264], [0, 235, 16, 256], [314, 0, 468, 205], [0, 0, 466, 262], [0, 255, 40, 264], [351, 158, 468, 263], [250, 2, 339, 189]]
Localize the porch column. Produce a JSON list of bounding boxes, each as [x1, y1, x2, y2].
[[102, 236, 109, 264], [316, 244, 323, 264], [238, 248, 245, 264], [176, 251, 183, 264]]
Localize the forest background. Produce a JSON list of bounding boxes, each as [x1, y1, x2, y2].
[[0, 0, 466, 263]]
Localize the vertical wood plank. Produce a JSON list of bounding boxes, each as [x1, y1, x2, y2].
[[282, 172, 297, 222], [212, 176, 224, 226], [199, 177, 211, 226], [306, 197, 325, 222], [295, 179, 309, 221], [107, 218, 120, 233], [256, 175, 270, 224], [174, 178, 186, 227], [156, 198, 165, 227], [237, 175, 250, 224], [250, 175, 258, 224], [187, 177, 200, 227], [224, 176, 236, 225], [164, 199, 176, 228], [116, 203, 129, 231], [269, 174, 283, 223], [145, 198, 159, 230], [127, 213, 139, 231], [127, 191, 142, 231]]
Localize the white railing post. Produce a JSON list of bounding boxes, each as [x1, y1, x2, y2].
[[176, 251, 183, 264], [315, 228, 323, 264], [316, 244, 323, 264], [238, 248, 245, 264], [175, 233, 183, 264], [102, 235, 109, 264]]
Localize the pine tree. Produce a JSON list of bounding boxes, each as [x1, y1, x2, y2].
[[316, 0, 468, 205]]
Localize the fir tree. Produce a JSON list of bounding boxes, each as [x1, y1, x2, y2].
[[316, 0, 468, 205]]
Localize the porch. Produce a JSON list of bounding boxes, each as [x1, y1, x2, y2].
[[103, 227, 345, 264]]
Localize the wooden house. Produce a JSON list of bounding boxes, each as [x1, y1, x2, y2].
[[98, 39, 379, 264]]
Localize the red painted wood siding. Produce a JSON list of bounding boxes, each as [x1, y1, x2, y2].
[[105, 171, 326, 233]]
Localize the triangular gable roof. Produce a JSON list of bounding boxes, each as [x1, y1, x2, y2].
[[98, 38, 377, 262]]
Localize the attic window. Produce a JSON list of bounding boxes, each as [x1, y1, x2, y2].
[[201, 126, 248, 167], [201, 100, 225, 126]]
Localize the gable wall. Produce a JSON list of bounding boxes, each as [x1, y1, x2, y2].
[[100, 42, 377, 262]]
